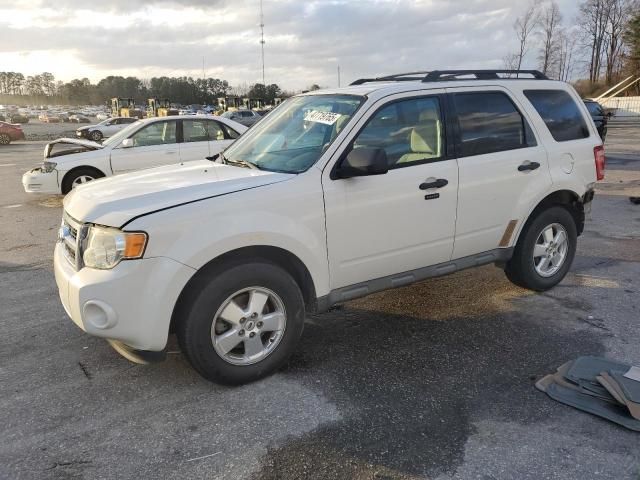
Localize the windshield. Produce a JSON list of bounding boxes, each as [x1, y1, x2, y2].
[[102, 120, 144, 147], [222, 94, 364, 173]]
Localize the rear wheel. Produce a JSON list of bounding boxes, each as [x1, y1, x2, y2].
[[0, 134, 10, 145], [90, 130, 103, 142], [177, 262, 305, 384], [505, 206, 577, 291], [61, 167, 105, 194]]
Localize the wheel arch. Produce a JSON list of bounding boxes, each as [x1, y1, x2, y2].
[[514, 189, 585, 246], [169, 245, 317, 334], [61, 165, 107, 193]]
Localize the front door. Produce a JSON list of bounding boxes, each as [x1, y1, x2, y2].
[[109, 120, 179, 173], [322, 92, 459, 289]]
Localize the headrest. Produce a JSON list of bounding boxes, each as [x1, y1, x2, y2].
[[410, 121, 438, 153], [419, 109, 440, 122]]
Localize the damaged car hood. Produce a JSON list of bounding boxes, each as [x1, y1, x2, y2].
[[63, 160, 294, 227], [45, 138, 103, 158]]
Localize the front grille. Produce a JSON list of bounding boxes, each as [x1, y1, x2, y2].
[[60, 212, 84, 270]]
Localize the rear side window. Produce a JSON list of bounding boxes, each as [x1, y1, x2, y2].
[[453, 92, 534, 157], [524, 90, 590, 142]]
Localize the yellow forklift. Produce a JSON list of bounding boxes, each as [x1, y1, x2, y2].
[[146, 98, 178, 117], [111, 98, 143, 118]]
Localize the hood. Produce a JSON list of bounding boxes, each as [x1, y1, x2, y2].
[[63, 160, 294, 227], [45, 138, 103, 158], [76, 125, 92, 131]]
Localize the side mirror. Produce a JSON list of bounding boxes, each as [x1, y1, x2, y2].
[[333, 147, 389, 179], [121, 138, 134, 148]]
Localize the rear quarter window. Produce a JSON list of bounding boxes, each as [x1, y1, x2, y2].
[[524, 90, 590, 142]]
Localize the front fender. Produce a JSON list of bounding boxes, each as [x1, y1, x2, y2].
[[126, 174, 331, 298]]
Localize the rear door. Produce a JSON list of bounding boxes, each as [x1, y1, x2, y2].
[[207, 120, 236, 156], [109, 120, 179, 173], [179, 119, 212, 162], [447, 87, 552, 259]]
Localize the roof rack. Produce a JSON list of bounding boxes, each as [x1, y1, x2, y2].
[[350, 69, 548, 85]]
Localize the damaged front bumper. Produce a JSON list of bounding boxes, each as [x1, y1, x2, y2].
[[22, 168, 60, 194]]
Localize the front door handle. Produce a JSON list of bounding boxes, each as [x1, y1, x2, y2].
[[419, 178, 448, 190], [518, 161, 540, 172]]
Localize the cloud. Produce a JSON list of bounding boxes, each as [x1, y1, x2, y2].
[[0, 0, 578, 90]]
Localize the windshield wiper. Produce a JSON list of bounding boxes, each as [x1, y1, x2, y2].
[[206, 152, 259, 170], [225, 158, 259, 170]]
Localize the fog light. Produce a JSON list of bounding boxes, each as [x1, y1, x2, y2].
[[83, 300, 117, 329]]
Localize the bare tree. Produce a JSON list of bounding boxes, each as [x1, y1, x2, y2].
[[604, 0, 632, 83], [556, 30, 579, 81], [513, 1, 541, 70], [579, 0, 613, 82], [538, 1, 563, 76]]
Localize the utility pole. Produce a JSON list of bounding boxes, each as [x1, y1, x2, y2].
[[337, 65, 341, 87], [202, 56, 205, 79], [260, 0, 266, 85]]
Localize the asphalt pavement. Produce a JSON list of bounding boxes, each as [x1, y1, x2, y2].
[[0, 121, 639, 479]]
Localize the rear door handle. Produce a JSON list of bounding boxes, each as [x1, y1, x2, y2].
[[419, 178, 448, 190], [518, 161, 540, 172]]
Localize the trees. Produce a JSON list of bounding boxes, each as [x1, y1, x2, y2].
[[578, 0, 634, 84], [538, 1, 563, 76], [513, 1, 540, 71]]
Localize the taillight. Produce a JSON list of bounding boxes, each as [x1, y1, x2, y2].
[[594, 145, 605, 181]]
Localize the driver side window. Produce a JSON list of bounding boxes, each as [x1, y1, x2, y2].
[[353, 96, 444, 168], [130, 121, 177, 147]]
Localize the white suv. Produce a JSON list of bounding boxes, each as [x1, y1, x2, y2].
[[53, 70, 604, 384]]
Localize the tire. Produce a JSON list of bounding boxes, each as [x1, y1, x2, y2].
[[0, 134, 10, 145], [61, 167, 105, 194], [505, 206, 577, 291], [90, 130, 103, 142], [176, 261, 306, 385]]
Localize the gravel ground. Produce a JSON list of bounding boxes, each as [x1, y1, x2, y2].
[[16, 119, 97, 141], [0, 119, 638, 479]]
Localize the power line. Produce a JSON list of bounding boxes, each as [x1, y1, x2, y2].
[[260, 0, 265, 85]]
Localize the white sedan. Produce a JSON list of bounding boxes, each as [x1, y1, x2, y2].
[[76, 117, 139, 142], [23, 115, 247, 194]]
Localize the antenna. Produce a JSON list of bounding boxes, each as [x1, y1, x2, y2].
[[260, 0, 266, 85]]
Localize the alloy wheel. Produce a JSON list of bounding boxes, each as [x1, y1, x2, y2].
[[211, 287, 287, 366], [533, 223, 569, 277]]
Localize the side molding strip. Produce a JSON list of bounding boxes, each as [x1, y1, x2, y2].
[[316, 247, 513, 312]]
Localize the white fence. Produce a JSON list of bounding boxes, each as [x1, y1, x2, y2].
[[599, 96, 640, 117]]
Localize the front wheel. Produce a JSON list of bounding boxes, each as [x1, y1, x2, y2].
[[61, 167, 105, 194], [177, 262, 306, 384], [90, 130, 103, 142], [505, 206, 577, 291], [0, 133, 11, 145]]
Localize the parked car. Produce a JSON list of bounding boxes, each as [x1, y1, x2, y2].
[[221, 109, 262, 126], [23, 115, 246, 194], [75, 117, 139, 142], [0, 121, 26, 144], [69, 114, 91, 124], [51, 69, 604, 384], [96, 113, 111, 121], [584, 100, 608, 140], [42, 114, 61, 123], [6, 113, 29, 124]]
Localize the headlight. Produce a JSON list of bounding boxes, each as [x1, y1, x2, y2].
[[42, 161, 57, 173], [82, 225, 147, 270]]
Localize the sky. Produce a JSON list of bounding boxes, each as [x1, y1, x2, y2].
[[0, 0, 581, 91]]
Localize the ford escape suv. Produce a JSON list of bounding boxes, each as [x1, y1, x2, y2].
[[54, 70, 604, 384]]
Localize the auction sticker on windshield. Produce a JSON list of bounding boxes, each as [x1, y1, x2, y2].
[[304, 110, 342, 125]]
